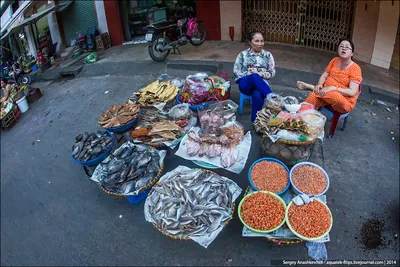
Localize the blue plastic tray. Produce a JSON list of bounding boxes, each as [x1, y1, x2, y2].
[[71, 131, 114, 167], [105, 113, 140, 133], [175, 93, 214, 112], [248, 157, 290, 195], [125, 186, 152, 205]]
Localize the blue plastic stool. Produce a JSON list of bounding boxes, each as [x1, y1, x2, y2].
[[238, 93, 252, 115]]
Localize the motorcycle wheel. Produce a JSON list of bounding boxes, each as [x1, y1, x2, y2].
[[18, 75, 31, 85], [190, 22, 207, 46], [148, 36, 170, 62]]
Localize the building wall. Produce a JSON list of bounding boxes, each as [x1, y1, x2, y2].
[[370, 0, 400, 69], [219, 0, 242, 41], [390, 31, 399, 70], [351, 0, 380, 64]]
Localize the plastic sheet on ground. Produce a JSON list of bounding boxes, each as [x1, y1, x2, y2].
[[90, 142, 166, 196], [241, 187, 330, 243], [306, 241, 328, 261], [144, 165, 242, 248], [175, 127, 252, 174]]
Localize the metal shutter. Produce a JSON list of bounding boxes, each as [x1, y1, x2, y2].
[[60, 0, 98, 46]]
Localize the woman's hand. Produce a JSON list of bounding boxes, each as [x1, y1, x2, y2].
[[319, 86, 336, 96], [313, 84, 323, 94]]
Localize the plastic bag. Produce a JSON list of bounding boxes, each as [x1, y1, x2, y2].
[[265, 93, 283, 110], [276, 111, 300, 121], [221, 121, 245, 145], [198, 100, 237, 134], [276, 129, 307, 142], [299, 102, 315, 112], [85, 52, 98, 64], [299, 110, 327, 141], [281, 96, 299, 105], [182, 73, 212, 106], [168, 103, 193, 120]]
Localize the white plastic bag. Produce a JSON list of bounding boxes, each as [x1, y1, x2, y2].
[[299, 110, 327, 141]]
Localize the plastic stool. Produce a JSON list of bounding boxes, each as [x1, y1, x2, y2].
[[320, 106, 350, 139], [239, 93, 252, 115]]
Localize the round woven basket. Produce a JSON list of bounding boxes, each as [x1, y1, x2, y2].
[[149, 169, 236, 240], [242, 186, 303, 245], [99, 162, 164, 198], [261, 135, 318, 167]]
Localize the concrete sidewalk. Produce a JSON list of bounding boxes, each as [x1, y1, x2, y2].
[[91, 41, 399, 102]]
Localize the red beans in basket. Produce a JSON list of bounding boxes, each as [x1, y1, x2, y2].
[[288, 200, 331, 238], [291, 165, 327, 195], [241, 192, 285, 231], [250, 161, 288, 193]]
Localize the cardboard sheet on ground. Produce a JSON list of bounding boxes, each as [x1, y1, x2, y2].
[[90, 142, 166, 196], [175, 127, 252, 174], [144, 165, 242, 248], [241, 188, 330, 243]]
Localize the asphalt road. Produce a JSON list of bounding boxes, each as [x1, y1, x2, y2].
[[1, 66, 399, 266]]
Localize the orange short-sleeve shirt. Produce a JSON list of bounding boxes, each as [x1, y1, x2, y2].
[[323, 57, 363, 109], [324, 57, 363, 89]]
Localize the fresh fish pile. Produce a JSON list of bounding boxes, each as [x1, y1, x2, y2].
[[71, 131, 112, 162], [93, 143, 165, 195], [146, 168, 235, 238]]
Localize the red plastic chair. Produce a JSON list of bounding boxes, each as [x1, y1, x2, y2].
[[319, 84, 362, 139]]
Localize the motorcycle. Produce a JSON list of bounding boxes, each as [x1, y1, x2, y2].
[[145, 5, 207, 62], [1, 61, 31, 86]]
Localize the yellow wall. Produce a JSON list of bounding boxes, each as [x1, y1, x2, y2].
[[351, 0, 380, 64], [370, 0, 400, 69], [219, 0, 242, 41]]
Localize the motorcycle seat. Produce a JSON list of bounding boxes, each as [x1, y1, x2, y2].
[[148, 20, 177, 30]]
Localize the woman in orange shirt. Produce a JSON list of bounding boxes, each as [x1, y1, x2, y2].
[[297, 39, 362, 113]]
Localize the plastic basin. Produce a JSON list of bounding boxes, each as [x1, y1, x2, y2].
[[285, 199, 333, 241], [175, 93, 214, 112], [238, 191, 287, 233], [125, 186, 152, 205], [289, 162, 330, 196], [71, 131, 114, 167], [104, 114, 140, 133], [248, 157, 290, 195]]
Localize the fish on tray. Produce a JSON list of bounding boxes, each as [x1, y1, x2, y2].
[[72, 131, 112, 162], [98, 143, 162, 194], [146, 168, 234, 237]]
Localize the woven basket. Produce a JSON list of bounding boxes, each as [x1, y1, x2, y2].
[[261, 135, 317, 166], [99, 162, 164, 198], [149, 168, 236, 240], [242, 186, 302, 245]]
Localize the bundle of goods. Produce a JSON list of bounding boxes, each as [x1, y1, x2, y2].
[[131, 104, 197, 147], [286, 199, 332, 241], [144, 165, 242, 248], [238, 191, 286, 233], [131, 120, 184, 145], [198, 100, 238, 135], [185, 122, 244, 168], [71, 131, 113, 163], [254, 96, 326, 142], [130, 80, 178, 106], [208, 75, 231, 101], [178, 73, 213, 106], [98, 102, 140, 128], [1, 101, 12, 119], [90, 142, 166, 196]]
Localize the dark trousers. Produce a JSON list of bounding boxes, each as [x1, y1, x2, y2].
[[237, 73, 272, 122]]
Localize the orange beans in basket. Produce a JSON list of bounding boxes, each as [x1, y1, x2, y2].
[[250, 161, 288, 193], [288, 201, 331, 239], [241, 192, 285, 231], [291, 165, 327, 195]]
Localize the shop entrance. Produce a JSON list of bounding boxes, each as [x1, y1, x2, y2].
[[242, 0, 355, 52]]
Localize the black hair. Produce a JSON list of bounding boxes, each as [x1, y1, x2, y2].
[[248, 32, 263, 42], [1, 77, 7, 84], [338, 38, 355, 52]]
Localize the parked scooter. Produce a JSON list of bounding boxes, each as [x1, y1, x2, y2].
[[145, 2, 207, 62]]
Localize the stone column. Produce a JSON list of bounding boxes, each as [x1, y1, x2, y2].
[[95, 0, 109, 34], [47, 9, 64, 54]]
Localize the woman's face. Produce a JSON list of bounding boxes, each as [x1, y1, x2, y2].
[[250, 33, 264, 53], [338, 40, 354, 59], [1, 81, 6, 88]]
